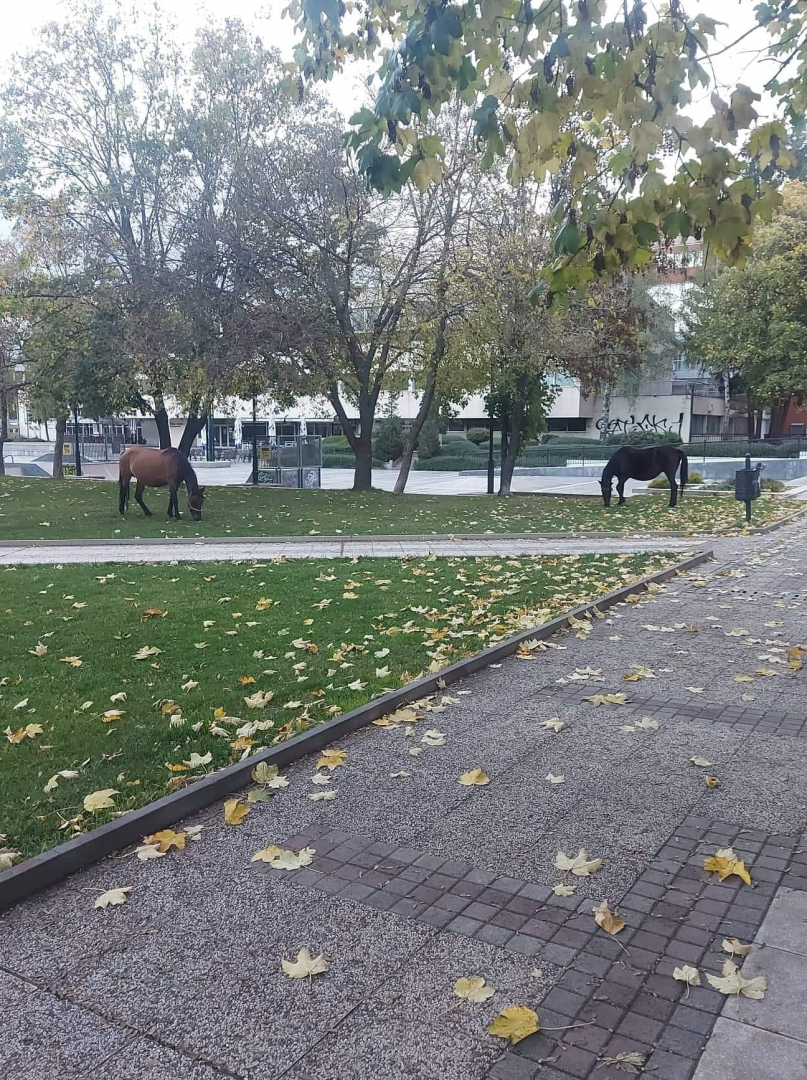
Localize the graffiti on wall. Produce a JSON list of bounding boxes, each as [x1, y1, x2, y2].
[[596, 412, 684, 437]]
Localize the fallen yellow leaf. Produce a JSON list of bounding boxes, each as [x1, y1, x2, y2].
[[223, 798, 251, 825], [592, 899, 625, 935], [703, 848, 752, 886], [487, 1005, 540, 1045], [281, 947, 330, 978], [459, 768, 490, 786], [453, 976, 496, 1003]]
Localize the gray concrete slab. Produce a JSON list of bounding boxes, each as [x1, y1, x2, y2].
[[721, 945, 807, 1042], [692, 1016, 807, 1080], [758, 888, 807, 956]]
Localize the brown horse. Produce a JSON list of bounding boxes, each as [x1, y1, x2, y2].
[[119, 447, 206, 520]]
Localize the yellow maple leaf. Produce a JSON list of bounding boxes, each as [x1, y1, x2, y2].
[[281, 947, 330, 978], [453, 976, 496, 1002], [59, 655, 83, 667], [83, 788, 118, 812], [706, 959, 766, 998], [317, 748, 347, 770], [487, 1005, 540, 1044], [555, 849, 603, 876], [592, 899, 625, 935], [94, 886, 131, 909], [703, 848, 752, 886], [223, 798, 251, 825], [459, 767, 490, 786], [151, 829, 186, 852]]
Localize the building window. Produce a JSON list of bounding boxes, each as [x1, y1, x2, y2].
[[791, 423, 806, 437], [276, 421, 299, 440], [214, 422, 234, 447], [242, 422, 270, 440], [690, 414, 721, 436], [547, 417, 588, 432]]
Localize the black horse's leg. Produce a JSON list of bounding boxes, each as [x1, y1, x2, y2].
[[666, 470, 678, 508], [134, 481, 152, 517], [616, 477, 626, 505]]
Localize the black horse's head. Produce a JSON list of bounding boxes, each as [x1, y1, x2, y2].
[[188, 486, 206, 520], [600, 473, 613, 507]]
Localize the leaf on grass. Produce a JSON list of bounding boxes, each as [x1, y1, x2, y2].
[[281, 947, 329, 978], [95, 887, 131, 909], [184, 751, 212, 769], [722, 938, 753, 957], [459, 768, 490, 786], [29, 642, 48, 657], [59, 655, 83, 667], [133, 645, 162, 661], [43, 770, 79, 793], [317, 748, 347, 770], [706, 959, 767, 998], [0, 849, 21, 870], [244, 690, 274, 709], [453, 976, 496, 1003], [487, 1005, 540, 1045], [704, 848, 752, 886], [593, 899, 625, 935], [102, 709, 124, 723], [141, 607, 168, 620], [555, 849, 603, 876], [5, 724, 43, 743], [673, 965, 701, 987], [223, 798, 251, 825], [553, 884, 576, 896], [83, 788, 118, 812]]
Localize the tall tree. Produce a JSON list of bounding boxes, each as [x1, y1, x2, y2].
[[683, 181, 807, 437], [0, 0, 192, 447]]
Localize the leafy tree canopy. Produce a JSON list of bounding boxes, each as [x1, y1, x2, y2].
[[288, 0, 805, 302]]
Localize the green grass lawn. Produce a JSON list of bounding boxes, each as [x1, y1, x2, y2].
[[0, 477, 794, 540], [1, 550, 676, 861]]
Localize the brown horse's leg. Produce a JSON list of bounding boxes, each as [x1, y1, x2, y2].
[[134, 481, 152, 516], [168, 485, 179, 518]]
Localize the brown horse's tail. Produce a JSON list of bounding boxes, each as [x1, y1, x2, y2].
[[118, 456, 131, 514], [679, 450, 688, 498]]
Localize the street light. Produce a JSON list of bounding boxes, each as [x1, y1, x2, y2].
[[487, 359, 496, 495]]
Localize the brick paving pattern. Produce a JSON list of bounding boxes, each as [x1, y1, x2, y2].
[[277, 819, 807, 1080]]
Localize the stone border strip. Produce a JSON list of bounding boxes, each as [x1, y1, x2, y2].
[[0, 506, 802, 549], [0, 550, 712, 912], [536, 685, 807, 740]]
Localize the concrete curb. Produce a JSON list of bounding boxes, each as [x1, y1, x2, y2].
[[0, 549, 712, 911], [0, 508, 801, 550]]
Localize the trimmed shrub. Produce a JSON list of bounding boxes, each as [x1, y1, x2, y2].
[[374, 417, 405, 462], [603, 429, 682, 447], [648, 470, 704, 487], [322, 452, 386, 469], [322, 435, 351, 451], [466, 427, 490, 445], [711, 477, 787, 492]]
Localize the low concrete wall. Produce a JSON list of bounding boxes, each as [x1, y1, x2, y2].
[[466, 457, 807, 481]]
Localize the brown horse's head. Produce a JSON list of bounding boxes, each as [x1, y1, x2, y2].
[[188, 486, 206, 520]]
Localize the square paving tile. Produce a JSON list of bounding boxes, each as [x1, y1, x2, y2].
[[692, 1017, 807, 1080], [721, 945, 807, 1042], [756, 887, 807, 956]]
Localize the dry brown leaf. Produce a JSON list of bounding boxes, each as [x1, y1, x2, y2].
[[592, 899, 625, 935]]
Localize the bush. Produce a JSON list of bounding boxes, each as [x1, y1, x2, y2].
[[374, 417, 405, 462], [414, 455, 475, 471], [418, 407, 441, 460], [466, 427, 490, 445], [681, 439, 800, 458], [322, 435, 351, 451], [322, 452, 386, 469], [603, 429, 682, 447], [711, 477, 787, 492], [648, 470, 704, 487], [541, 433, 597, 445]]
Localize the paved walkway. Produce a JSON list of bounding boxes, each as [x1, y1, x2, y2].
[[0, 535, 699, 564], [2, 524, 807, 1080]]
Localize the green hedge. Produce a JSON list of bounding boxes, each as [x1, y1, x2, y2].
[[681, 439, 802, 458], [322, 452, 387, 469]]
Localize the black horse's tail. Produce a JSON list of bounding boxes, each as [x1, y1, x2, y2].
[[679, 450, 689, 498]]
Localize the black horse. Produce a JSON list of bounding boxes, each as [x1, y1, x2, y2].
[[600, 445, 689, 508]]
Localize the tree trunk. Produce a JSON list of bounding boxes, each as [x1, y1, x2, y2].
[[599, 385, 612, 441], [498, 380, 527, 497], [52, 415, 67, 478], [0, 391, 7, 478], [178, 413, 207, 456], [395, 378, 437, 495], [152, 390, 172, 449], [768, 401, 787, 439], [721, 370, 731, 439], [44, 418, 50, 441], [352, 438, 373, 491]]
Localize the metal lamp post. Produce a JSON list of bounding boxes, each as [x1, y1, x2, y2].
[[487, 360, 496, 495], [251, 394, 259, 485], [72, 404, 82, 477]]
